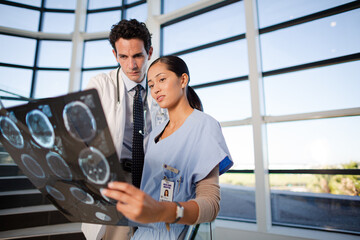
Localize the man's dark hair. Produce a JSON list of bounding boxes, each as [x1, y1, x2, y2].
[[109, 19, 152, 54]]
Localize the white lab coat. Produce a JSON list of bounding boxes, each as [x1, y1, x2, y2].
[[81, 68, 167, 240]]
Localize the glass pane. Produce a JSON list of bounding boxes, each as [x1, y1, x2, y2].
[[3, 0, 41, 7], [0, 35, 36, 66], [126, 3, 147, 23], [219, 178, 256, 222], [38, 40, 72, 68], [270, 174, 360, 233], [257, 0, 355, 28], [83, 40, 116, 68], [88, 0, 122, 10], [179, 40, 248, 85], [0, 99, 28, 109], [45, 0, 76, 10], [220, 173, 255, 188], [0, 66, 32, 98], [196, 81, 251, 122], [34, 71, 69, 99], [162, 0, 200, 14], [42, 12, 75, 33], [260, 9, 360, 72], [163, 1, 245, 55], [264, 61, 360, 115], [270, 173, 360, 195], [86, 11, 121, 33], [0, 4, 39, 31], [222, 125, 254, 170], [81, 70, 107, 90], [267, 116, 360, 169]]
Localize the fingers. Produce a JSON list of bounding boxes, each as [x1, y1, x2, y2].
[[107, 181, 135, 192], [102, 188, 125, 203], [101, 182, 157, 223], [102, 182, 143, 202]]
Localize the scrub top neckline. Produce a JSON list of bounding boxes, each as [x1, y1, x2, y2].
[[154, 109, 197, 144]]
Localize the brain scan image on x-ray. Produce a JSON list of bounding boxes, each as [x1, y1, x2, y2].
[[21, 154, 45, 179], [63, 101, 97, 142], [46, 151, 72, 181], [46, 185, 65, 201], [79, 147, 110, 185], [70, 186, 95, 205], [0, 89, 130, 226], [0, 116, 24, 149], [26, 109, 55, 149], [95, 212, 112, 222]]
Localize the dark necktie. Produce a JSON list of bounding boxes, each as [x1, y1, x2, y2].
[[132, 84, 144, 188]]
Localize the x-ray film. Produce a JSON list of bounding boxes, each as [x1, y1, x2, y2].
[[0, 89, 130, 226]]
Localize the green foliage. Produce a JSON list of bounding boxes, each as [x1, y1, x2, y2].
[[308, 161, 360, 196], [220, 161, 360, 196]]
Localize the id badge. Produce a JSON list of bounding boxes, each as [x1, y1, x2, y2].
[[160, 179, 174, 202]]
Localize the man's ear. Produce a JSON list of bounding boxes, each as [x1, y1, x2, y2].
[[148, 47, 153, 60], [112, 49, 118, 63], [181, 73, 189, 88]]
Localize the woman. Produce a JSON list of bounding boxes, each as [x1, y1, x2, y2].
[[103, 55, 233, 239]]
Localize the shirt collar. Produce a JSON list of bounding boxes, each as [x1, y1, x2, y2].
[[120, 67, 146, 92]]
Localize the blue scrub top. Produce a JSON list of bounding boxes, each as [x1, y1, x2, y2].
[[132, 109, 233, 240]]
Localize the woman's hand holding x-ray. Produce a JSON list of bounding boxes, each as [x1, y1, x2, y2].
[[102, 182, 168, 224]]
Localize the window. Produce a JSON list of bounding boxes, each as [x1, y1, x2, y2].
[[42, 12, 75, 34], [264, 61, 360, 115], [126, 3, 147, 22], [260, 9, 360, 72], [38, 40, 72, 68], [267, 117, 360, 169], [257, 0, 356, 28], [0, 35, 36, 66], [196, 81, 251, 122], [0, 67, 32, 98], [179, 40, 248, 85], [162, 1, 246, 55], [86, 11, 122, 33], [83, 40, 115, 68], [162, 0, 201, 14], [34, 70, 69, 99], [257, 0, 360, 234], [87, 0, 122, 10], [0, 4, 39, 31], [81, 70, 107, 90], [45, 0, 76, 9]]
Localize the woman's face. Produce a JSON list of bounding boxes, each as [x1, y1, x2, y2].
[[147, 62, 188, 109]]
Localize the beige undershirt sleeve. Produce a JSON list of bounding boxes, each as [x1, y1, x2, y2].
[[189, 165, 220, 224]]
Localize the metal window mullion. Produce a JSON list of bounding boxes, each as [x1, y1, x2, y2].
[[121, 0, 126, 19], [68, 0, 88, 93], [146, 0, 162, 60], [30, 0, 45, 99], [244, 0, 271, 233]]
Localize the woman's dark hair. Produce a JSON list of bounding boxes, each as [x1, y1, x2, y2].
[[149, 55, 203, 111], [109, 19, 152, 54]]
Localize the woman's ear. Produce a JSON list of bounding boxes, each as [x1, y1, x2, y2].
[[180, 73, 189, 88]]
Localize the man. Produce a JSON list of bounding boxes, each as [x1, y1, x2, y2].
[[81, 19, 167, 240]]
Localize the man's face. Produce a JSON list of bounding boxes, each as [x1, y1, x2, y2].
[[112, 38, 153, 83]]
